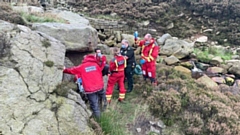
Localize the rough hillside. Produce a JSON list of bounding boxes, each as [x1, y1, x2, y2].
[[68, 0, 240, 45]]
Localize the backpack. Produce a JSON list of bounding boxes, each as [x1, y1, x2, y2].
[[134, 64, 142, 75]]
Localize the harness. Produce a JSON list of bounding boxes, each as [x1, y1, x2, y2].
[[141, 43, 155, 62]]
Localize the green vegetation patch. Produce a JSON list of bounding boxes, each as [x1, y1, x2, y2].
[[41, 39, 51, 48], [44, 60, 54, 67], [52, 81, 77, 97], [194, 46, 233, 63], [21, 12, 66, 23]]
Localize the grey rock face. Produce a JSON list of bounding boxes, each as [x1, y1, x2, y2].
[[0, 20, 93, 135], [62, 57, 75, 82], [226, 60, 240, 77], [157, 33, 172, 45], [32, 23, 98, 52], [33, 10, 98, 52], [164, 55, 179, 65], [160, 38, 194, 59]]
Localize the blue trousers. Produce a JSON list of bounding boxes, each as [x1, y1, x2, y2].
[[86, 89, 105, 118]]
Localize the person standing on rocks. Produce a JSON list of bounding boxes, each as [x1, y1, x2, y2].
[[136, 33, 159, 85], [106, 47, 127, 103], [63, 54, 105, 118], [120, 39, 136, 93]]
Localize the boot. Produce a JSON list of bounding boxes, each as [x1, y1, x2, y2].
[[118, 99, 126, 104], [143, 75, 148, 81], [150, 78, 157, 86], [127, 89, 132, 93]]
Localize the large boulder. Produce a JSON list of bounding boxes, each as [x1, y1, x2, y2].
[[197, 75, 218, 89], [32, 23, 98, 52], [174, 66, 191, 77], [96, 44, 110, 55], [32, 10, 98, 52], [210, 56, 223, 66], [206, 67, 225, 74], [163, 55, 179, 65], [0, 20, 93, 135], [121, 34, 135, 47], [160, 38, 194, 59], [157, 33, 172, 45], [54, 10, 90, 25], [63, 57, 75, 82], [226, 60, 240, 77]]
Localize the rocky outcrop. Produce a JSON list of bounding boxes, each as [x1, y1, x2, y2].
[[0, 20, 93, 135], [226, 60, 240, 77], [160, 39, 194, 59], [174, 66, 191, 77], [62, 0, 240, 46], [163, 55, 179, 65], [32, 22, 97, 52], [197, 75, 218, 89], [30, 10, 98, 52]]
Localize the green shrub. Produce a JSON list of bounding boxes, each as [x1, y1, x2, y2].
[[182, 111, 204, 135], [147, 90, 181, 126], [44, 60, 54, 67], [52, 81, 77, 97], [204, 101, 240, 135], [97, 109, 126, 135]]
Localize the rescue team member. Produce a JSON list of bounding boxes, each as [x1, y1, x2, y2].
[[120, 39, 136, 93], [63, 54, 105, 118], [106, 47, 127, 103], [94, 48, 109, 76], [137, 33, 159, 85], [94, 48, 108, 110]]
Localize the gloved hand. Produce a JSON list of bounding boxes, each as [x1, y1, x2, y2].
[[139, 59, 146, 65], [77, 78, 82, 83], [134, 31, 138, 38], [134, 31, 139, 42]]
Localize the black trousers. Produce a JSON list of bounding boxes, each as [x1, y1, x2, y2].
[[125, 66, 134, 91]]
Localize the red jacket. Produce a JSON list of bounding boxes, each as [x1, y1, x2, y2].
[[63, 55, 104, 94], [139, 38, 159, 62], [109, 55, 126, 72], [95, 54, 107, 70]]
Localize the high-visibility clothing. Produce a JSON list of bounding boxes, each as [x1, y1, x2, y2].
[[106, 55, 126, 102], [109, 55, 126, 72], [138, 38, 159, 62], [138, 38, 159, 80], [63, 55, 104, 94]]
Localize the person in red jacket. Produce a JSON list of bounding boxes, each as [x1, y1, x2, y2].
[[106, 47, 127, 103], [138, 33, 159, 85], [63, 54, 105, 118], [94, 48, 109, 76]]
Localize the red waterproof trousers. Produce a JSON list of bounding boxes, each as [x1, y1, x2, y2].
[[106, 71, 126, 103], [142, 61, 156, 79]]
